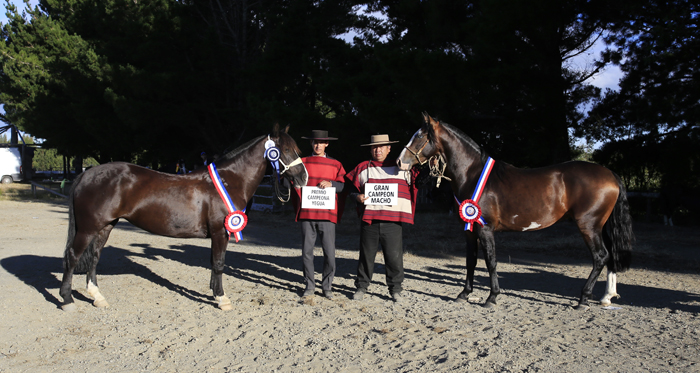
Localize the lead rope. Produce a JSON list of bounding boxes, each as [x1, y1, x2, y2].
[[273, 172, 291, 202], [428, 154, 451, 188]]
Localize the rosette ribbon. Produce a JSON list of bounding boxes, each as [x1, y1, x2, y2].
[[264, 136, 304, 181], [264, 137, 282, 182], [455, 157, 495, 231], [208, 163, 247, 242]]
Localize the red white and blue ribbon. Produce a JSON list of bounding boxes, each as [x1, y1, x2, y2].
[[455, 157, 495, 231], [208, 163, 247, 242]]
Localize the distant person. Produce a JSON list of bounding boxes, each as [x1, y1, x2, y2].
[[200, 152, 210, 168], [345, 134, 418, 302], [292, 130, 346, 299], [175, 159, 187, 175]]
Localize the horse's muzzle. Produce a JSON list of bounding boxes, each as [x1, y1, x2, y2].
[[396, 157, 412, 171]]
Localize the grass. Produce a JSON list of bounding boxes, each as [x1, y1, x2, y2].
[[0, 182, 68, 202]]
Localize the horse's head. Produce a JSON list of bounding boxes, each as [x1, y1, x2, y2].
[[270, 124, 308, 188], [397, 112, 442, 171]]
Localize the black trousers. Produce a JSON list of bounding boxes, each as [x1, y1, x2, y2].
[[355, 221, 404, 293], [301, 220, 336, 291]]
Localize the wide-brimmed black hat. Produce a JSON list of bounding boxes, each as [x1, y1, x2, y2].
[[301, 130, 338, 141]]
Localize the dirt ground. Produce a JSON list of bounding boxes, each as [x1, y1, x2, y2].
[[0, 198, 698, 372]]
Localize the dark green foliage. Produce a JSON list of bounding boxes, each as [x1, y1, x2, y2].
[[583, 0, 699, 189], [1, 0, 696, 188]]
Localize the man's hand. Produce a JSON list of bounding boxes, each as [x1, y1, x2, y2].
[[317, 180, 332, 189], [356, 194, 368, 203]]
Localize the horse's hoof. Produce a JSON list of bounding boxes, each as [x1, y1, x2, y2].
[[218, 303, 233, 311], [455, 291, 471, 302], [61, 303, 77, 312], [482, 301, 497, 309], [93, 299, 109, 308], [599, 293, 620, 306], [574, 303, 590, 311], [215, 295, 233, 311]]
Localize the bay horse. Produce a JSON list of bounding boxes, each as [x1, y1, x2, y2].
[[60, 125, 308, 311], [397, 114, 633, 309]]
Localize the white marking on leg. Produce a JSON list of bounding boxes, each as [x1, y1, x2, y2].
[[87, 280, 109, 308], [511, 215, 519, 224], [522, 222, 541, 231], [600, 271, 619, 306], [215, 294, 233, 311]]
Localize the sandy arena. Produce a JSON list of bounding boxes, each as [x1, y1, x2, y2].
[[1, 199, 699, 372]]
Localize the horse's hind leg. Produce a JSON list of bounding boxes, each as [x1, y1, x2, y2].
[[60, 271, 78, 311], [85, 223, 116, 308], [599, 270, 619, 306], [577, 228, 609, 310], [60, 230, 98, 311]]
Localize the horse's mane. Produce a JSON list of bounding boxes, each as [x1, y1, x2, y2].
[[439, 122, 485, 159], [431, 119, 509, 180], [219, 135, 266, 161]]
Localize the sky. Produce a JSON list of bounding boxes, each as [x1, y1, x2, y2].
[[571, 39, 623, 92], [0, 0, 38, 24]]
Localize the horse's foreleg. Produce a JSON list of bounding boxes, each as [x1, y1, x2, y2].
[[578, 231, 609, 310], [479, 230, 500, 308], [457, 233, 478, 302], [210, 232, 233, 311], [599, 270, 619, 306]]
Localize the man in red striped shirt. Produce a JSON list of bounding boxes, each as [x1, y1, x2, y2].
[[345, 134, 419, 302], [292, 130, 346, 299]]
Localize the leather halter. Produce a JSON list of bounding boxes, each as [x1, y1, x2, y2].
[[404, 137, 430, 166], [278, 154, 303, 175], [405, 135, 452, 188], [274, 153, 305, 203]]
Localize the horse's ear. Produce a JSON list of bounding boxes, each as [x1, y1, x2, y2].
[[422, 112, 438, 141], [283, 125, 290, 134], [427, 114, 440, 130], [272, 123, 280, 137], [422, 112, 439, 128]]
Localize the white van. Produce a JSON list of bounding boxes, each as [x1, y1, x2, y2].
[[0, 146, 23, 183]]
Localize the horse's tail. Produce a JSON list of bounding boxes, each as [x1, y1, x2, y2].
[[603, 173, 634, 273], [63, 171, 92, 273]]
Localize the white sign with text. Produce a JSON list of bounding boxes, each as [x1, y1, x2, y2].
[[364, 183, 398, 206], [301, 186, 336, 209]]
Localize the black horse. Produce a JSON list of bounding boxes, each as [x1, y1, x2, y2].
[[397, 114, 633, 309], [60, 125, 308, 311]]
